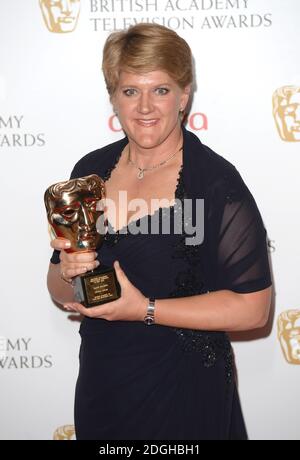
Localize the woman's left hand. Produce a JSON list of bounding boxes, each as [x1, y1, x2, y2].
[[63, 261, 148, 322]]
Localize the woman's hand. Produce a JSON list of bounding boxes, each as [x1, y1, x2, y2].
[[63, 261, 148, 322], [51, 237, 100, 281]]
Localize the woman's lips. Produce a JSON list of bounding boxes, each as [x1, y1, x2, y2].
[[135, 119, 159, 127]]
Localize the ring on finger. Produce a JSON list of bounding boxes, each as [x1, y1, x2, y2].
[[60, 271, 73, 285]]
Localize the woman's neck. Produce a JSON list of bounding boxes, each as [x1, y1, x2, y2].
[[127, 125, 183, 169]]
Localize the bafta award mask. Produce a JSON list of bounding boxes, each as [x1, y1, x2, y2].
[[44, 174, 105, 253], [273, 86, 300, 142], [39, 0, 81, 34], [277, 310, 300, 365], [44, 175, 120, 307], [53, 425, 76, 440]]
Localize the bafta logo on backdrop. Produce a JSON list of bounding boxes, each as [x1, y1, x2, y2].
[[39, 0, 80, 33], [53, 425, 75, 440], [278, 310, 300, 365], [273, 86, 300, 142]]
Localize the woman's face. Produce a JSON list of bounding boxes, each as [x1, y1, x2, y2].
[[112, 70, 190, 150]]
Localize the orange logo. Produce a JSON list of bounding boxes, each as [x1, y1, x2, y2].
[[39, 0, 80, 33], [273, 86, 300, 142]]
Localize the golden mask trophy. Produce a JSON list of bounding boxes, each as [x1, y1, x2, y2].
[[44, 174, 120, 308]]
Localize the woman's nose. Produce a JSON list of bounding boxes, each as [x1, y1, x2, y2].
[[137, 92, 153, 114]]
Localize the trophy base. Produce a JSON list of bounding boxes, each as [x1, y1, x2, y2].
[[73, 265, 121, 308]]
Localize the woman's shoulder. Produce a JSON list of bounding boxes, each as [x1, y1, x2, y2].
[[201, 144, 244, 192], [201, 145, 254, 205], [70, 137, 128, 179], [184, 129, 246, 197]]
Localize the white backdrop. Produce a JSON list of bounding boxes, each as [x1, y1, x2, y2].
[[0, 0, 299, 440]]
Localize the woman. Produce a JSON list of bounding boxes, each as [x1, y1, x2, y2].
[[47, 23, 272, 440]]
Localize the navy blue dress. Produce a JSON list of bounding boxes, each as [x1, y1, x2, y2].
[[51, 128, 271, 440]]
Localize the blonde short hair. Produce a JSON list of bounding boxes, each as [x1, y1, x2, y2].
[[102, 23, 193, 96]]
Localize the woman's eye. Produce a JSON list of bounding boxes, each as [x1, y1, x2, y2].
[[155, 88, 169, 96], [123, 89, 137, 97]]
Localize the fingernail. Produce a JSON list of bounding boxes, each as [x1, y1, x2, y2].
[[94, 252, 98, 258], [65, 242, 71, 248], [95, 261, 100, 267], [115, 260, 120, 268]]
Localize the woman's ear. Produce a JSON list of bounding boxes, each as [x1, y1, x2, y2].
[[184, 84, 192, 95], [180, 84, 192, 111]]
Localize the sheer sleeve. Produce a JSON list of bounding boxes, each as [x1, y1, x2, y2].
[[211, 167, 272, 294], [49, 161, 86, 265]]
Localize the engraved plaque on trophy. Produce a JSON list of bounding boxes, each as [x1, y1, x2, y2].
[[44, 174, 120, 307]]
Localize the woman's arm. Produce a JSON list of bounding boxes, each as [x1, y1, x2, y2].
[[47, 262, 75, 305], [153, 287, 272, 332], [63, 261, 272, 332]]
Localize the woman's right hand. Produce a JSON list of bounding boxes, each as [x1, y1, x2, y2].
[[51, 238, 100, 281]]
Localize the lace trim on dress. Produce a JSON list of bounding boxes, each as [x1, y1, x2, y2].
[[169, 168, 234, 384]]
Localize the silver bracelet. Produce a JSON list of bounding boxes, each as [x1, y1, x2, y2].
[[144, 298, 155, 325]]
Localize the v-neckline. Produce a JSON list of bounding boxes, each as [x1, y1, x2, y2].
[[102, 146, 184, 235]]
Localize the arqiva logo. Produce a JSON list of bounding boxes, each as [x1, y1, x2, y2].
[[108, 112, 208, 133]]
